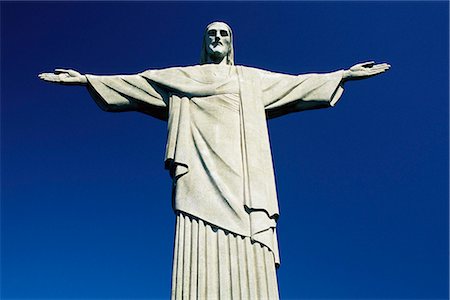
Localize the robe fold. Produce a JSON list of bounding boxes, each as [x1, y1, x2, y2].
[[86, 64, 344, 268]]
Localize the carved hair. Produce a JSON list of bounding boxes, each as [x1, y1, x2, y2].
[[200, 21, 234, 65]]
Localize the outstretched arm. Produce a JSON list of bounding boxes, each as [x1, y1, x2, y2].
[[261, 68, 346, 119], [261, 61, 390, 118], [39, 68, 168, 120], [343, 61, 390, 81]]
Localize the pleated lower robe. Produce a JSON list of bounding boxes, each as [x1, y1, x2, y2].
[[171, 212, 279, 300]]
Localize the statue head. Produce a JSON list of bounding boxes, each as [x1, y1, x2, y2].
[[200, 21, 234, 65]]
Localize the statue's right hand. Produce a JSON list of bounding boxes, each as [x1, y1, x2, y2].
[[38, 69, 87, 85]]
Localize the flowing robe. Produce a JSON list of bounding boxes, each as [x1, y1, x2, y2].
[[86, 64, 344, 298]]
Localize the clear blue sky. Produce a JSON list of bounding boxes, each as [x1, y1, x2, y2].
[[1, 2, 448, 299]]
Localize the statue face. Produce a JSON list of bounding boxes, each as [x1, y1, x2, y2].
[[205, 22, 231, 62]]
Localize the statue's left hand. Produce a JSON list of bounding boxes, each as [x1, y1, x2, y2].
[[343, 61, 391, 81]]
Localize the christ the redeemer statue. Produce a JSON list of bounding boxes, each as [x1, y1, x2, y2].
[[39, 21, 390, 299]]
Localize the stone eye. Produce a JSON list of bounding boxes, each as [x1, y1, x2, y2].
[[220, 30, 229, 37], [208, 30, 217, 36]]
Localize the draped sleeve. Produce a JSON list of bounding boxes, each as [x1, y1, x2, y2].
[[259, 69, 345, 119], [86, 73, 169, 121]]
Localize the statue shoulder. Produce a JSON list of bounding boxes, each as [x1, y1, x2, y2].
[[234, 65, 278, 79], [139, 64, 206, 80]]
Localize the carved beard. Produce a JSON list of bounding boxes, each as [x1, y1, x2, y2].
[[208, 49, 229, 64], [209, 51, 223, 60]]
